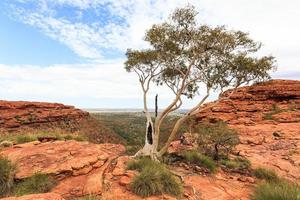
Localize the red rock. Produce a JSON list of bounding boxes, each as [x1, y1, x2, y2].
[[119, 175, 131, 187], [0, 141, 125, 199], [196, 80, 300, 125], [0, 100, 89, 130], [194, 80, 300, 181], [1, 193, 64, 200]]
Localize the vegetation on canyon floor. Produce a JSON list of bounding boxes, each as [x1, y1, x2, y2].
[[13, 173, 56, 196], [127, 157, 183, 197], [252, 179, 300, 200], [0, 157, 56, 197]]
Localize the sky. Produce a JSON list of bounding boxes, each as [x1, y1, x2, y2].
[[0, 0, 299, 109]]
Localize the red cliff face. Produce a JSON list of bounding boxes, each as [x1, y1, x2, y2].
[[196, 79, 300, 125], [196, 79, 300, 181], [0, 100, 89, 131]]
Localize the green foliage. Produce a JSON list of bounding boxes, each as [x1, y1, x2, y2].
[[183, 150, 216, 173], [161, 153, 184, 165], [263, 113, 273, 120], [92, 113, 183, 154], [125, 5, 276, 99], [63, 134, 73, 140], [127, 157, 159, 172], [0, 157, 15, 197], [131, 167, 164, 197], [16, 135, 37, 144], [13, 173, 56, 196], [129, 158, 182, 197], [254, 168, 279, 182], [196, 122, 240, 160], [263, 104, 281, 120], [220, 157, 251, 170], [252, 180, 300, 200]]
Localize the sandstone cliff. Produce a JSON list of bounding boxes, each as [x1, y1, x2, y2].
[[0, 100, 123, 144], [196, 79, 300, 181], [196, 79, 300, 125], [0, 100, 88, 130]]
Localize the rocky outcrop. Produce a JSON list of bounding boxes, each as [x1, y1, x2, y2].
[[196, 80, 300, 125], [0, 100, 89, 131], [195, 79, 300, 181], [0, 141, 125, 199]]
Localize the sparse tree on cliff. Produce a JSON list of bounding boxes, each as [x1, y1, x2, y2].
[[125, 5, 276, 160]]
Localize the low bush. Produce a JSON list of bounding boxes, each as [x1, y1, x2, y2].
[[63, 134, 73, 140], [73, 135, 87, 142], [183, 150, 216, 173], [16, 135, 37, 144], [220, 157, 251, 170], [13, 173, 56, 196], [127, 157, 161, 172], [161, 153, 183, 165], [129, 158, 182, 197], [196, 122, 240, 160], [252, 180, 300, 200], [254, 168, 279, 182], [0, 157, 15, 197]]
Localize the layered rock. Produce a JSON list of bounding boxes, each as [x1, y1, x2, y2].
[[0, 100, 88, 131], [196, 80, 300, 124], [195, 79, 300, 181], [0, 141, 125, 199]]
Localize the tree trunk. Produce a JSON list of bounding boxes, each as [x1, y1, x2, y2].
[[134, 93, 159, 160], [214, 144, 219, 160], [134, 116, 159, 160]]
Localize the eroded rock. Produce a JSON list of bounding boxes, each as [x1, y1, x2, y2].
[[0, 141, 125, 199]]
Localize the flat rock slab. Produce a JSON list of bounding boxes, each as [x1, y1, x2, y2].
[[1, 141, 125, 180], [1, 193, 65, 200], [184, 174, 252, 200], [0, 141, 125, 198]]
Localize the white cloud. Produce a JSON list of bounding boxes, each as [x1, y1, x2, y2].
[[2, 0, 300, 108]]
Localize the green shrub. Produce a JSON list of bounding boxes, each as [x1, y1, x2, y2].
[[0, 157, 15, 197], [131, 167, 164, 197], [159, 170, 182, 196], [220, 159, 239, 169], [129, 158, 182, 197], [63, 134, 73, 140], [161, 153, 183, 164], [252, 180, 300, 200], [127, 157, 161, 172], [13, 173, 56, 196], [183, 151, 216, 173], [254, 168, 279, 182], [73, 135, 87, 142], [196, 122, 240, 160], [220, 157, 251, 171], [16, 135, 36, 144]]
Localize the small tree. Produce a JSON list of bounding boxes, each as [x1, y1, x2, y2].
[[125, 5, 275, 160], [196, 122, 239, 160]]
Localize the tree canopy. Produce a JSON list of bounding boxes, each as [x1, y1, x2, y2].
[[124, 5, 276, 158]]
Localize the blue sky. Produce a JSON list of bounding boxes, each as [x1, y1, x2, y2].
[[0, 0, 299, 109]]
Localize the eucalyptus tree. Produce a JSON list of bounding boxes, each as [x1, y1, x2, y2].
[[125, 5, 275, 160]]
